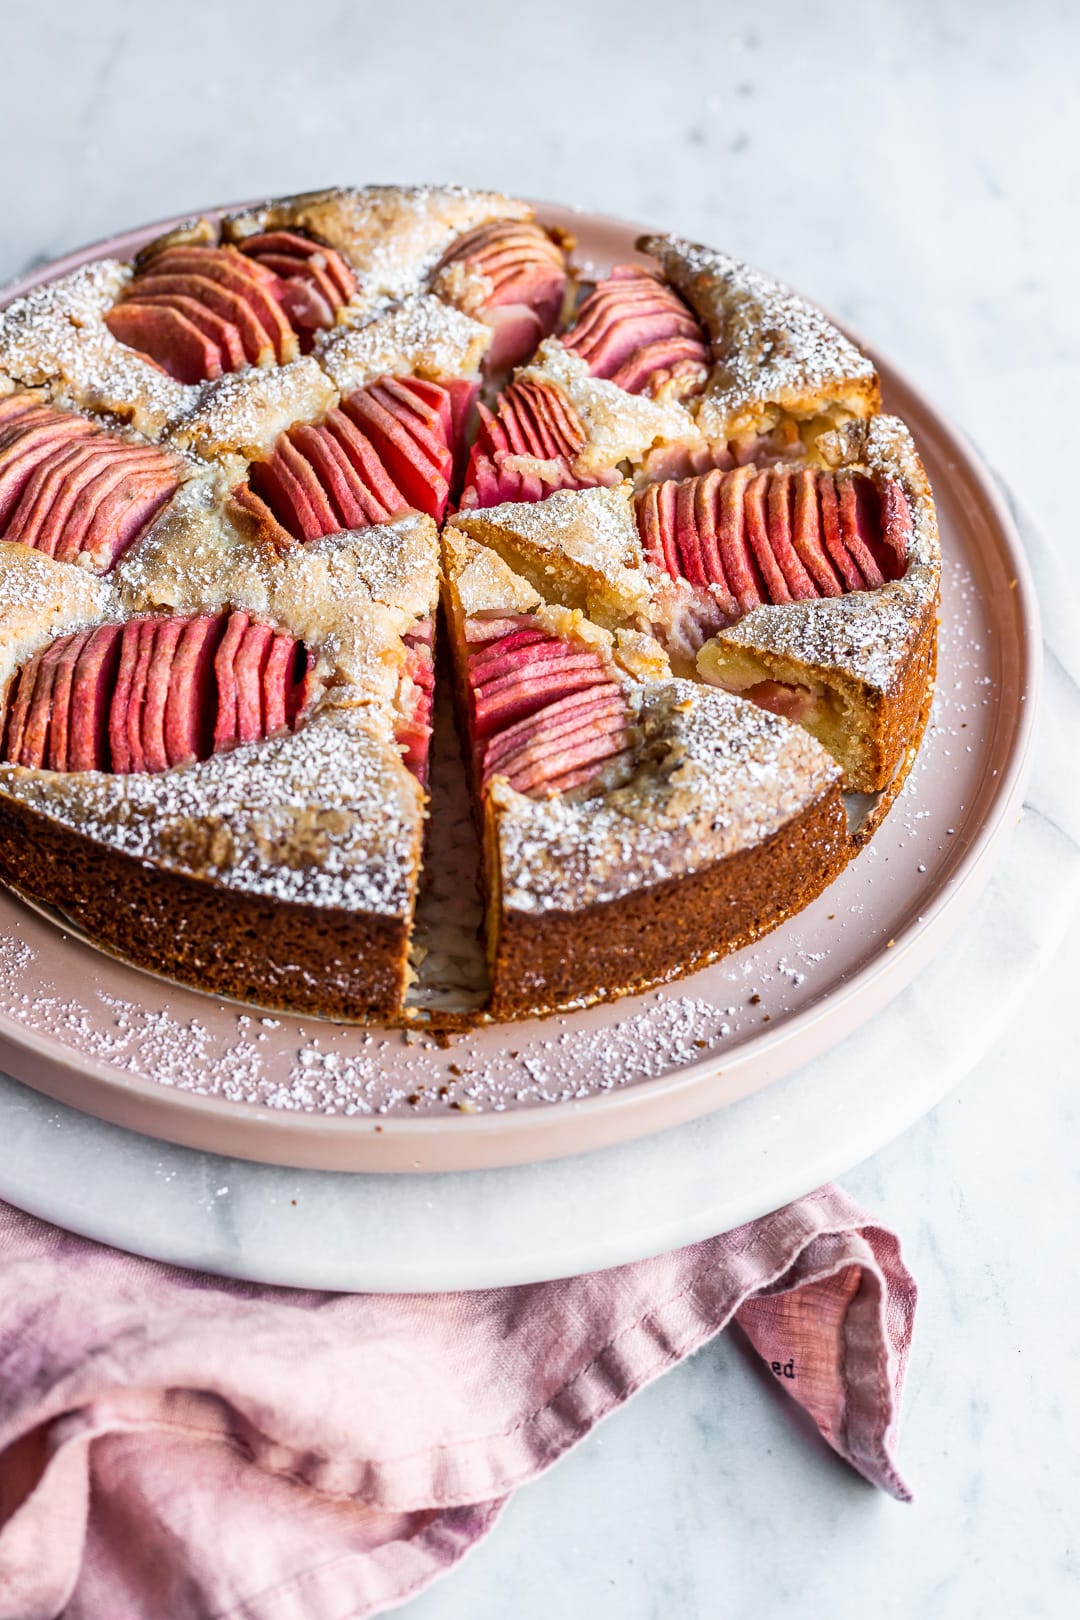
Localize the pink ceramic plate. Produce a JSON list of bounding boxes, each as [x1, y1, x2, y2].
[[0, 204, 1040, 1171]]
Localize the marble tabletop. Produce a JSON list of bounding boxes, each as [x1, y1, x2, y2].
[[4, 2, 1080, 1615]]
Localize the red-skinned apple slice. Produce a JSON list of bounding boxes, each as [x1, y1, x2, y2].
[[68, 623, 123, 771], [469, 637, 590, 687], [717, 465, 764, 614], [342, 387, 448, 521], [502, 721, 629, 794], [133, 273, 276, 366], [262, 633, 301, 735], [0, 418, 99, 526], [484, 686, 625, 774], [240, 232, 356, 304], [764, 470, 816, 600], [45, 628, 94, 771], [472, 656, 611, 738], [140, 618, 187, 772], [19, 634, 78, 769], [744, 471, 792, 605], [817, 472, 866, 591], [323, 410, 405, 518], [105, 302, 224, 384], [4, 439, 106, 556], [132, 293, 247, 374], [276, 438, 340, 538], [139, 248, 298, 362], [123, 619, 159, 774], [288, 425, 366, 531], [2, 661, 34, 764], [107, 622, 142, 773], [791, 469, 843, 596], [212, 611, 249, 753], [234, 622, 274, 742], [81, 472, 177, 572], [164, 616, 223, 766], [56, 451, 177, 569], [837, 473, 886, 587]]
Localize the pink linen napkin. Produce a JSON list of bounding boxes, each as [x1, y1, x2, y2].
[[0, 1183, 915, 1620]]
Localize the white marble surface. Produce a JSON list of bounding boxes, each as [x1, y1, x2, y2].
[[4, 2, 1080, 1615]]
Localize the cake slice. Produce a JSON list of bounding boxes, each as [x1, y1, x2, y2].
[[639, 234, 881, 459], [442, 526, 847, 1018], [694, 416, 939, 793], [0, 507, 439, 1018]]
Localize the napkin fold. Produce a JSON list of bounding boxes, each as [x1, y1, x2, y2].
[[0, 1184, 915, 1620]]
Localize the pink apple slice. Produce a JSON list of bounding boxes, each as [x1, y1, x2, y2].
[[132, 293, 247, 374], [262, 633, 304, 736], [288, 424, 367, 531], [68, 623, 123, 771], [107, 622, 142, 773], [165, 615, 224, 765], [0, 417, 99, 526], [141, 248, 298, 363], [133, 273, 276, 366], [211, 611, 249, 753], [122, 619, 161, 773], [323, 409, 405, 519], [240, 232, 356, 304], [105, 302, 224, 384], [19, 634, 79, 768], [140, 618, 187, 772], [45, 628, 94, 770], [817, 472, 867, 591], [791, 470, 843, 596], [764, 470, 816, 600], [234, 621, 274, 742]]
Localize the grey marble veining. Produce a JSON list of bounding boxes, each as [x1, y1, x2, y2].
[[2, 3, 1079, 1616]]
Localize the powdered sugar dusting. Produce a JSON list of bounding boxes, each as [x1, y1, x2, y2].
[[495, 679, 843, 913], [642, 235, 877, 433]]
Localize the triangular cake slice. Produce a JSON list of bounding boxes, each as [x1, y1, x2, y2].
[[640, 233, 881, 458], [694, 416, 939, 793], [442, 525, 846, 1019], [0, 515, 438, 1019]]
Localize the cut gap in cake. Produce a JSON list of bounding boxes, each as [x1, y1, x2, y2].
[[403, 623, 490, 1017]]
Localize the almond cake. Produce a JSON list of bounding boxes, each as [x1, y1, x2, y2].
[[0, 186, 940, 1023]]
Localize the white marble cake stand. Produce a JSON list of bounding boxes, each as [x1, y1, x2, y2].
[[0, 490, 1075, 1292]]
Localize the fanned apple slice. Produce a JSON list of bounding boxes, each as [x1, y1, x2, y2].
[[132, 273, 276, 366], [105, 301, 225, 384], [212, 610, 249, 753], [234, 621, 275, 743], [164, 615, 225, 766], [140, 618, 187, 772], [68, 623, 124, 771]]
